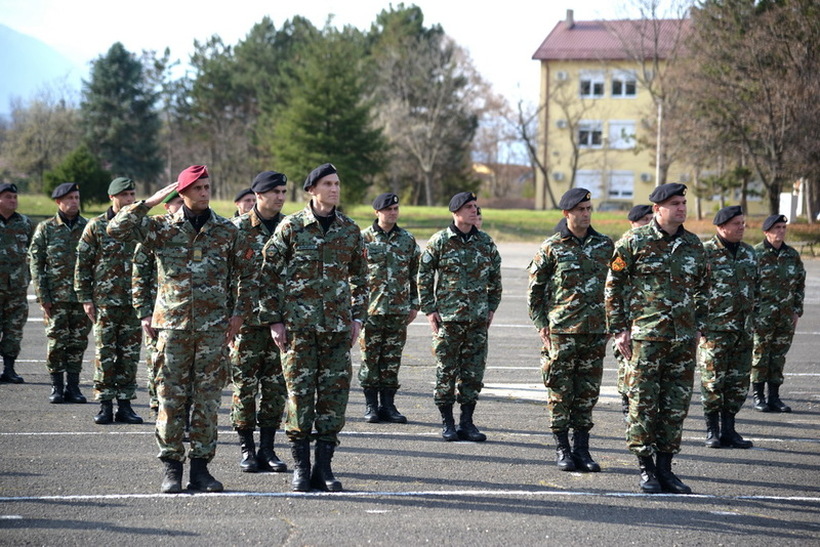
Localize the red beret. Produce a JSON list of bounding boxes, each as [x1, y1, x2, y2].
[[177, 165, 209, 193]]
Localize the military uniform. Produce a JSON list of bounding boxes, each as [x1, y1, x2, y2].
[[132, 241, 159, 412], [0, 208, 33, 383]]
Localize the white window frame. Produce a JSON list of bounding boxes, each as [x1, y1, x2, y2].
[[575, 170, 604, 199], [611, 70, 637, 98], [579, 70, 605, 98], [608, 171, 635, 199], [578, 120, 603, 148], [608, 120, 636, 150]]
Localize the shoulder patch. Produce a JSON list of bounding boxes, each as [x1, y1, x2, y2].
[[611, 256, 626, 272]]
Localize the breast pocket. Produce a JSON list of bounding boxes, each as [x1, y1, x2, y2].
[[159, 249, 188, 278]]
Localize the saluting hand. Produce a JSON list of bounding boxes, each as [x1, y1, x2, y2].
[[144, 182, 179, 209]]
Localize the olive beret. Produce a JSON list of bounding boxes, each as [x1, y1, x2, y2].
[[448, 191, 476, 212], [251, 171, 288, 194], [762, 214, 788, 232], [108, 177, 134, 196], [713, 205, 743, 226], [177, 165, 209, 193], [628, 204, 654, 222], [303, 163, 337, 191], [0, 183, 18, 195], [373, 192, 399, 211], [648, 183, 687, 204], [558, 188, 592, 210], [161, 190, 180, 204], [52, 182, 79, 199], [233, 188, 254, 202]]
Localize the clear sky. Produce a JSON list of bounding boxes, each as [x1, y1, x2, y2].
[[0, 0, 646, 107]]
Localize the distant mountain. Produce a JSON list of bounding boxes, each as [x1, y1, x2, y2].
[[0, 24, 86, 117]]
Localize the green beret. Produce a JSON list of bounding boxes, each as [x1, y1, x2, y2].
[[161, 190, 180, 204], [108, 177, 134, 196]]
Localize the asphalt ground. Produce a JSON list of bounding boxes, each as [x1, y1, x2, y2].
[[1, 243, 818, 546]]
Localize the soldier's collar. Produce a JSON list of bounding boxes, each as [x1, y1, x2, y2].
[[372, 218, 398, 235]]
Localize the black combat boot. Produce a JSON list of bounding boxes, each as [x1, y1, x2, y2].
[[187, 458, 224, 492], [439, 404, 458, 442], [637, 455, 662, 493], [115, 399, 144, 424], [719, 411, 753, 448], [571, 429, 601, 472], [48, 372, 64, 404], [94, 400, 114, 424], [767, 383, 792, 413], [0, 355, 24, 383], [704, 412, 721, 448], [456, 403, 487, 442], [290, 439, 311, 492], [310, 440, 342, 492], [237, 429, 259, 473], [553, 431, 576, 471], [257, 427, 287, 472], [363, 388, 380, 423], [752, 382, 770, 412], [655, 452, 692, 494], [160, 458, 183, 494], [63, 372, 87, 404], [378, 388, 408, 423]]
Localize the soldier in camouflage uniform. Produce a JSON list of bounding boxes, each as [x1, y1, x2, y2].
[[108, 166, 254, 494], [75, 177, 145, 425], [29, 183, 91, 404], [751, 214, 805, 413], [528, 188, 613, 473], [359, 192, 420, 424], [230, 171, 289, 474], [418, 192, 502, 443], [260, 163, 367, 493], [605, 183, 707, 494], [233, 188, 256, 217], [699, 206, 759, 449], [0, 183, 33, 384]]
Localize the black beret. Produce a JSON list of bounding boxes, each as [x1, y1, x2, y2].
[[303, 163, 337, 191], [52, 182, 79, 199], [448, 191, 476, 212], [108, 177, 134, 196], [762, 214, 788, 232], [233, 188, 254, 202], [648, 183, 687, 203], [0, 183, 18, 195], [373, 192, 399, 211], [558, 187, 592, 210], [628, 204, 654, 222], [251, 171, 288, 194], [713, 205, 744, 226]]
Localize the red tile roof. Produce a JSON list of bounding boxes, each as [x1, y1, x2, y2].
[[532, 18, 691, 61]]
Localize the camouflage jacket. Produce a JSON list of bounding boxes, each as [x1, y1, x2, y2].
[[605, 221, 707, 342], [29, 213, 88, 305], [0, 212, 33, 293], [131, 241, 156, 320], [108, 201, 254, 331], [361, 220, 420, 316], [231, 208, 284, 327], [754, 240, 805, 320], [74, 211, 137, 307], [702, 236, 759, 333], [527, 226, 613, 333], [258, 203, 367, 332], [418, 225, 502, 322]]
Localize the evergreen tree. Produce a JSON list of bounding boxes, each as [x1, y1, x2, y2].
[[81, 42, 162, 185], [43, 144, 111, 204]]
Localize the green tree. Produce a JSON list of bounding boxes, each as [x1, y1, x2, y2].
[[43, 144, 111, 204]]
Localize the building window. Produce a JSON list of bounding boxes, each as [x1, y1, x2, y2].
[[579, 71, 605, 98], [576, 170, 604, 199], [608, 120, 636, 149], [608, 171, 635, 199], [612, 71, 637, 97], [578, 121, 603, 148]]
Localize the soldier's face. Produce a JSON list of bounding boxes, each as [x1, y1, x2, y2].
[[111, 190, 136, 211], [765, 222, 787, 247], [256, 187, 287, 216], [164, 197, 183, 215], [375, 204, 399, 227], [55, 191, 80, 217], [235, 194, 256, 215], [655, 196, 687, 226], [564, 202, 592, 232], [0, 191, 18, 217], [453, 201, 478, 225], [181, 179, 211, 212], [716, 215, 745, 243], [309, 175, 340, 208]]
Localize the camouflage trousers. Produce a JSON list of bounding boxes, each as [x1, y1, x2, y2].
[[432, 321, 488, 407], [229, 325, 286, 430], [0, 290, 27, 359], [358, 314, 408, 389], [699, 330, 753, 415], [751, 317, 795, 385], [144, 335, 158, 410], [154, 329, 229, 462], [44, 302, 91, 374], [613, 340, 628, 395], [92, 306, 141, 401], [541, 333, 606, 432], [283, 329, 352, 444], [626, 338, 696, 456]]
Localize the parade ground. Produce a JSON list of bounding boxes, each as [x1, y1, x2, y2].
[[1, 244, 818, 545]]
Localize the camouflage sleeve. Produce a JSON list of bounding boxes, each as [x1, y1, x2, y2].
[[604, 237, 634, 335], [487, 239, 502, 313], [527, 242, 554, 330], [258, 229, 287, 325], [74, 220, 99, 303], [230, 230, 256, 321], [417, 236, 440, 315], [107, 201, 150, 242], [349, 230, 368, 322], [693, 241, 708, 332], [794, 253, 806, 317], [28, 222, 51, 305], [409, 240, 421, 310], [131, 243, 156, 320]]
